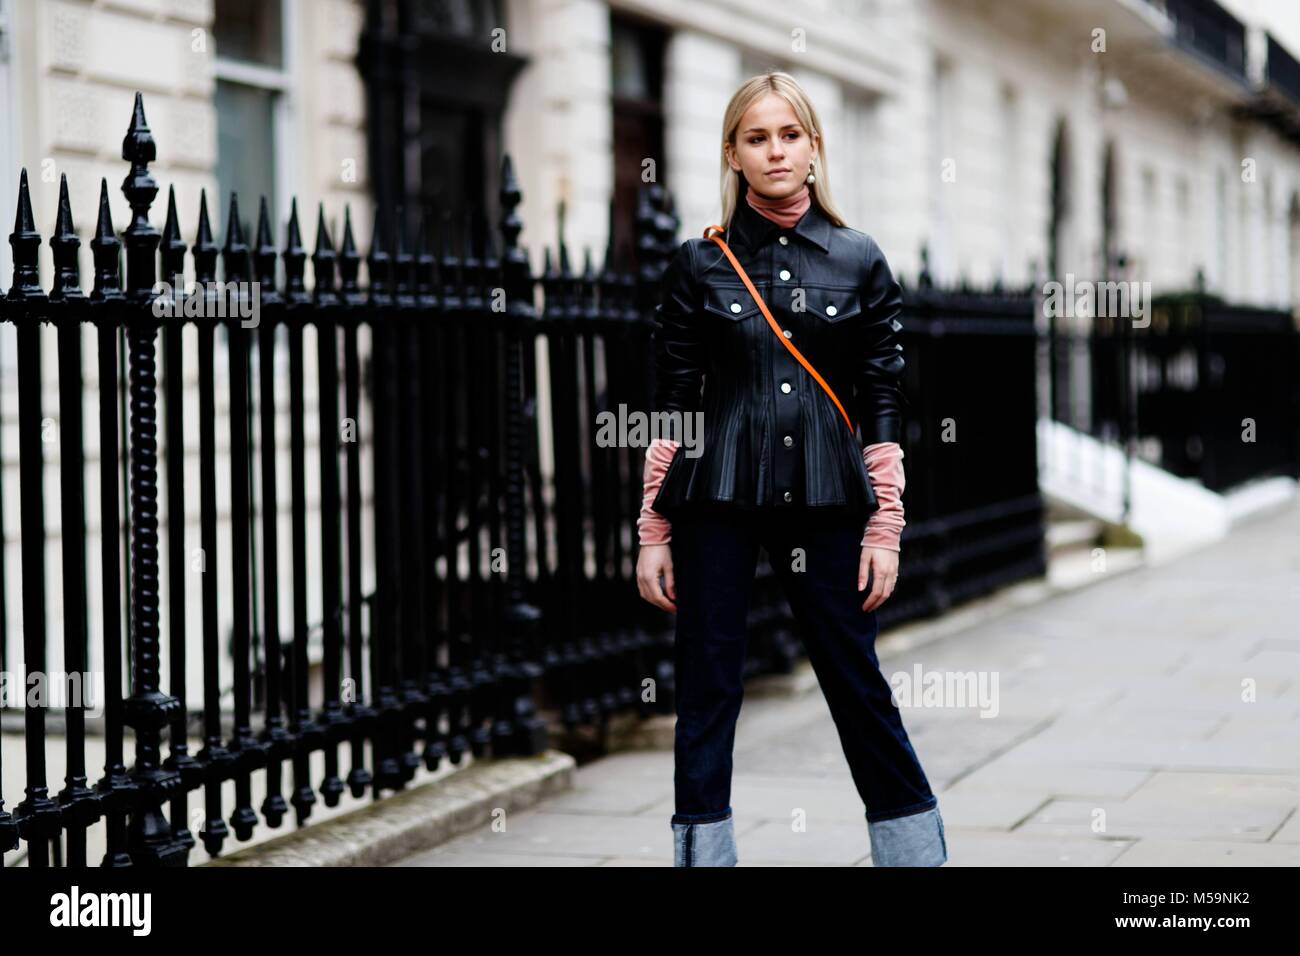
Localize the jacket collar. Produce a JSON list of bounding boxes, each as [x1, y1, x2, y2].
[[727, 185, 833, 254]]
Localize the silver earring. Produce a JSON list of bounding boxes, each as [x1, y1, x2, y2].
[[806, 160, 816, 185]]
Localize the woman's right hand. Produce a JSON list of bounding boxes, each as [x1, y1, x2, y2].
[[636, 544, 677, 612]]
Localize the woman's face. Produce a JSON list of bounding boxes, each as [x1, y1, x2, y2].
[[726, 93, 818, 200]]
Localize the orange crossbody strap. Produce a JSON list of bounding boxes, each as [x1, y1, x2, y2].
[[703, 224, 855, 434]]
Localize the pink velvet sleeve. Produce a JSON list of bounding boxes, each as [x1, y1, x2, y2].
[[639, 438, 905, 550], [861, 441, 906, 552], [637, 438, 681, 546]]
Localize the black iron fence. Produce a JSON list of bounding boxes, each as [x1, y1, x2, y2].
[[0, 95, 561, 867], [1, 93, 1051, 867], [1045, 284, 1300, 514], [1132, 297, 1299, 490], [896, 286, 1046, 615]]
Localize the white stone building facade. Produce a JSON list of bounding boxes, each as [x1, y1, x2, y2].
[[3, 0, 1299, 702], [506, 0, 1300, 307]]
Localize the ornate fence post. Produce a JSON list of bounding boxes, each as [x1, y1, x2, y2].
[[89, 178, 135, 866], [118, 92, 184, 866], [9, 169, 63, 865], [159, 185, 202, 858], [498, 155, 548, 755], [51, 174, 103, 866]]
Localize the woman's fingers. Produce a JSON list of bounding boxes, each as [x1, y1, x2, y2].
[[860, 548, 898, 611], [867, 570, 896, 612], [862, 573, 885, 612], [648, 569, 675, 611], [657, 572, 677, 612], [636, 549, 677, 612]]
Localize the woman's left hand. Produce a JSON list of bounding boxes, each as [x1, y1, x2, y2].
[[858, 546, 898, 612]]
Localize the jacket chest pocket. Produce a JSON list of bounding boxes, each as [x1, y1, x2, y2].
[[797, 284, 862, 323], [703, 284, 764, 321]]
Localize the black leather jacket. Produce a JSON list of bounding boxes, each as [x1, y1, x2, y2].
[[648, 193, 907, 521]]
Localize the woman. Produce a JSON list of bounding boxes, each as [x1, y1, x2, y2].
[[635, 71, 946, 867]]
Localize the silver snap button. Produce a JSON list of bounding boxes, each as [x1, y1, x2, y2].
[[780, 382, 792, 394], [779, 236, 789, 245], [783, 435, 794, 447], [825, 305, 837, 317], [782, 329, 792, 338], [730, 302, 742, 313], [779, 269, 791, 281], [783, 491, 793, 502]]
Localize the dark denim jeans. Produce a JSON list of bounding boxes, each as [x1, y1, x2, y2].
[[668, 504, 945, 866]]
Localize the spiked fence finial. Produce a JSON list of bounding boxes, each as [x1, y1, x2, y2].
[[313, 203, 338, 304], [193, 188, 218, 282], [338, 205, 361, 301], [7, 168, 43, 300], [161, 185, 187, 282], [119, 91, 159, 299], [254, 196, 279, 292], [91, 178, 123, 300], [284, 197, 307, 303], [222, 192, 250, 282], [51, 173, 83, 301]]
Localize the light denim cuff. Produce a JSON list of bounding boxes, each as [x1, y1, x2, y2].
[[868, 804, 947, 866], [672, 813, 738, 867]]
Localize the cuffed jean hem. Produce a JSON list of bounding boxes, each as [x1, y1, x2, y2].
[[867, 803, 947, 867], [671, 805, 734, 825], [672, 810, 737, 866], [866, 795, 938, 824]]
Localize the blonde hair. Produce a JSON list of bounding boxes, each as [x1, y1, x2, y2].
[[720, 70, 847, 229]]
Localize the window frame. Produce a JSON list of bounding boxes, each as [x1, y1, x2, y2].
[[212, 0, 298, 248]]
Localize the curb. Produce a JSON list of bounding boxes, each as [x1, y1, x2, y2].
[[203, 750, 576, 867]]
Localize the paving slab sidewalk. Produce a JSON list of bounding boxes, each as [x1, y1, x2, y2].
[[392, 496, 1300, 867]]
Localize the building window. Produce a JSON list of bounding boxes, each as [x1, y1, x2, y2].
[[1140, 165, 1156, 283], [218, 0, 283, 68], [214, 0, 291, 250], [611, 14, 666, 261], [1101, 141, 1118, 281], [1048, 118, 1072, 282], [358, 0, 524, 236]]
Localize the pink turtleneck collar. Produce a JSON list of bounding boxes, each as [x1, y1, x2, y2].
[[745, 182, 811, 229]]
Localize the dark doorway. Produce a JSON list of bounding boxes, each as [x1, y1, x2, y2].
[[1101, 140, 1118, 281], [358, 0, 528, 246], [1048, 118, 1072, 281], [611, 14, 667, 260]]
